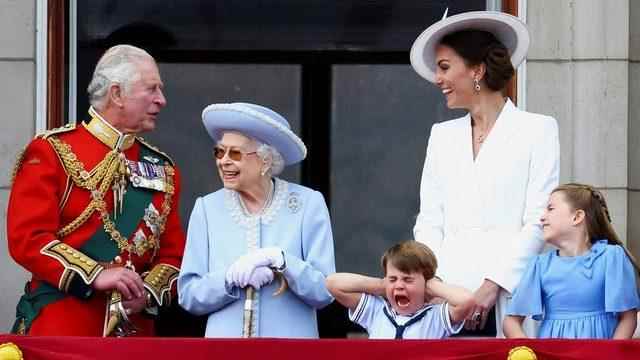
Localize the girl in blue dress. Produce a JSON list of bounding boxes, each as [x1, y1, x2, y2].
[[503, 183, 640, 339]]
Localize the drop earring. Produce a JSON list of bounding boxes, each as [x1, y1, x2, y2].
[[473, 78, 481, 93]]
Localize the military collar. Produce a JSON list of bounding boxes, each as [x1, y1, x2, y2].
[[84, 107, 136, 151]]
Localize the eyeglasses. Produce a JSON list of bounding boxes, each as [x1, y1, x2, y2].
[[213, 146, 257, 161]]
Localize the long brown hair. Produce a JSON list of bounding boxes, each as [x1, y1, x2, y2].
[[553, 183, 640, 274]]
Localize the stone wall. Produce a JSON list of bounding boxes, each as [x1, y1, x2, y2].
[[526, 0, 634, 246], [0, 0, 34, 331]]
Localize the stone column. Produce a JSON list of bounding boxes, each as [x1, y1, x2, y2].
[[526, 0, 631, 245], [0, 0, 35, 330], [629, 0, 640, 257]]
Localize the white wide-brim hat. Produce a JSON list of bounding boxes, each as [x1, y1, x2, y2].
[[410, 11, 530, 83], [202, 103, 307, 166]]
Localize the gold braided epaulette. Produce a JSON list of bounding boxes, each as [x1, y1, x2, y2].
[[143, 263, 179, 306], [10, 145, 28, 186], [37, 123, 77, 139], [137, 137, 175, 166], [10, 124, 76, 185]]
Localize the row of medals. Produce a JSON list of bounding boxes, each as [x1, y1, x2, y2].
[[112, 155, 167, 257]]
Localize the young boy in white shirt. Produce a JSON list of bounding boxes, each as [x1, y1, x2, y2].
[[326, 241, 475, 339]]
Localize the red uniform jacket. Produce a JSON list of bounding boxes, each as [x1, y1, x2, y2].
[[7, 111, 186, 336]]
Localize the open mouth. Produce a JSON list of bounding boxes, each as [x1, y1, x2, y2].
[[394, 295, 411, 308], [222, 170, 239, 181]]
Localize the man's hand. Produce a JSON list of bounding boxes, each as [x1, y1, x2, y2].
[[121, 292, 148, 315], [92, 267, 145, 300], [465, 279, 500, 331]]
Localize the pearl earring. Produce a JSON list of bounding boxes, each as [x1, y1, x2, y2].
[[473, 78, 481, 93]]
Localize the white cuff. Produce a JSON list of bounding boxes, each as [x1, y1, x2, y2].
[[442, 302, 464, 335], [348, 293, 369, 323]]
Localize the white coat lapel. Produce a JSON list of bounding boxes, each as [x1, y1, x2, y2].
[[473, 99, 519, 166], [470, 99, 521, 224]]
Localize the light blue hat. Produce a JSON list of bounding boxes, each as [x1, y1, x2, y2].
[[202, 102, 307, 166]]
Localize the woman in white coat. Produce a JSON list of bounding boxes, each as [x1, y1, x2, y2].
[[410, 11, 560, 337]]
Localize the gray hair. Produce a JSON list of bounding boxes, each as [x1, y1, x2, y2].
[[256, 141, 285, 176], [87, 45, 153, 110]]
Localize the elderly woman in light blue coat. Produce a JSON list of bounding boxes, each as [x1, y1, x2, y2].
[[178, 103, 336, 338]]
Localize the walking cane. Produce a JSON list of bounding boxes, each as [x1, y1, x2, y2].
[[103, 261, 138, 337], [242, 286, 255, 338], [103, 290, 137, 337], [241, 273, 288, 337]]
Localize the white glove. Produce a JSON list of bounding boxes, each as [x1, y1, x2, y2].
[[225, 247, 285, 288], [247, 266, 275, 290], [256, 247, 285, 270]]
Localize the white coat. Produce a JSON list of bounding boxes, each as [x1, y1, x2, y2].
[[413, 99, 560, 336]]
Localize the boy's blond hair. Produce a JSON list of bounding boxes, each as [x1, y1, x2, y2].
[[381, 241, 437, 281]]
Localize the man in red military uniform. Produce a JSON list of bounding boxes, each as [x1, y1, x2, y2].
[[7, 44, 186, 336]]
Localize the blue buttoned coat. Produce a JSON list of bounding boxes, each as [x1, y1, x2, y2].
[[178, 178, 336, 337]]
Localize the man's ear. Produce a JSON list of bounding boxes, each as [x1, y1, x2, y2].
[[108, 83, 125, 108], [572, 209, 586, 226]]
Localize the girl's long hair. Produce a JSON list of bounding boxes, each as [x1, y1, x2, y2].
[[553, 183, 640, 275]]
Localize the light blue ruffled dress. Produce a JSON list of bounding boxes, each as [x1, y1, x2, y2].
[[507, 239, 640, 338]]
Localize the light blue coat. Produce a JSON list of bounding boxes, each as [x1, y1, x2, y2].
[[178, 178, 336, 338]]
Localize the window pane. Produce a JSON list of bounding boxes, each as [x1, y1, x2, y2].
[[331, 64, 464, 276], [77, 0, 486, 52]]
